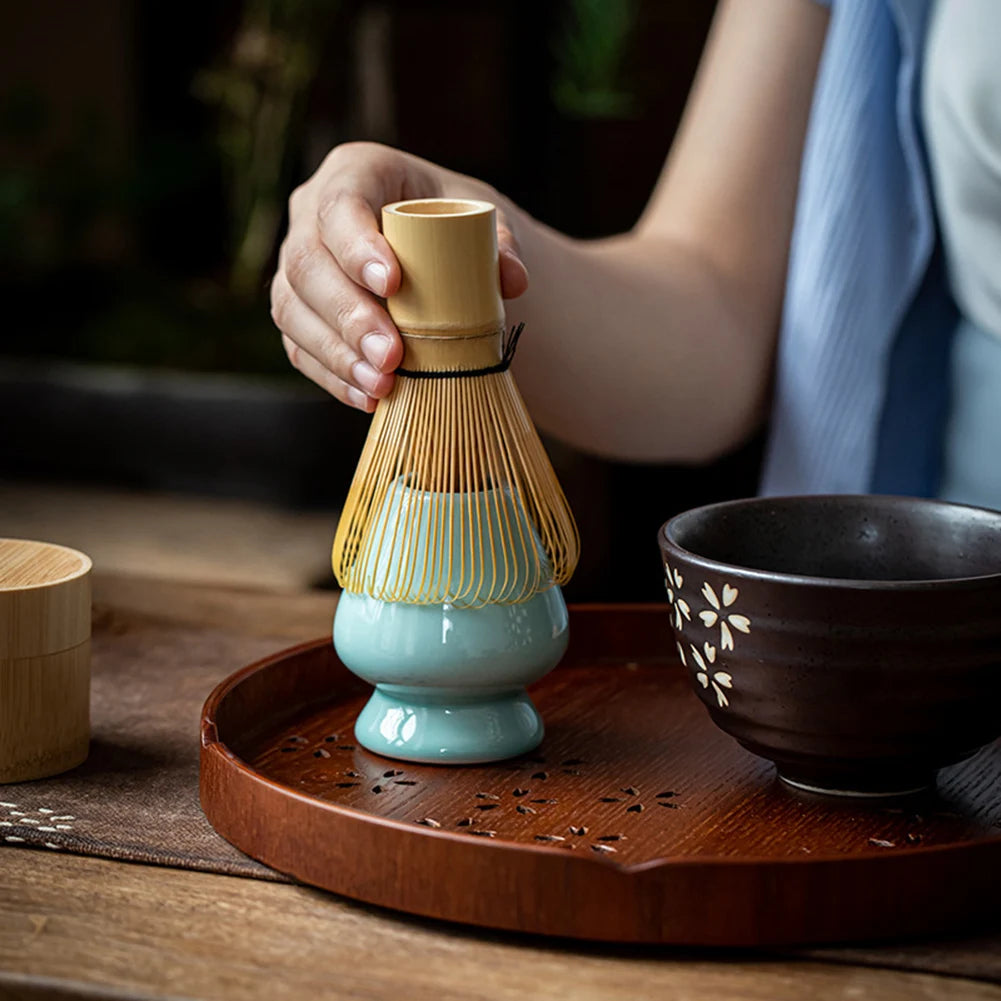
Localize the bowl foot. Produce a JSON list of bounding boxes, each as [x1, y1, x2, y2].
[[354, 684, 544, 764], [777, 771, 934, 799]]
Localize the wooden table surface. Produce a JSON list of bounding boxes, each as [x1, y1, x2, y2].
[[1, 574, 999, 1001]]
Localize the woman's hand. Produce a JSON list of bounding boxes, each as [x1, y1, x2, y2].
[[270, 142, 529, 411]]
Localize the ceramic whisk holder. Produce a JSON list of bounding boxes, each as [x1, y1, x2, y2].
[[334, 592, 567, 763], [333, 480, 568, 763]]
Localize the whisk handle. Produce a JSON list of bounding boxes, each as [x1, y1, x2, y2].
[[382, 198, 505, 337]]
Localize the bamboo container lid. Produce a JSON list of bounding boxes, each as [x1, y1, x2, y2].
[[1, 538, 92, 783]]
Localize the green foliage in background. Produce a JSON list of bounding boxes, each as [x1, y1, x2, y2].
[[0, 81, 284, 374], [195, 0, 339, 300], [552, 0, 640, 119], [0, 1, 343, 375], [0, 88, 121, 272], [2, 0, 643, 374]]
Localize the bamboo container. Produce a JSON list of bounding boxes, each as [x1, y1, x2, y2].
[[0, 538, 91, 782]]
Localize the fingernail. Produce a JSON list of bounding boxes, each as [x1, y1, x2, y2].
[[346, 387, 371, 410], [362, 261, 389, 296], [361, 332, 393, 370], [352, 358, 383, 395]]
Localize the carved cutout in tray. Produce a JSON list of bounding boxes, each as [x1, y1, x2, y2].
[[200, 605, 1001, 946]]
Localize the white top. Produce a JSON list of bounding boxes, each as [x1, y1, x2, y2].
[[923, 0, 1001, 340]]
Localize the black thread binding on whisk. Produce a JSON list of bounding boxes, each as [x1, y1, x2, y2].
[[396, 323, 525, 379]]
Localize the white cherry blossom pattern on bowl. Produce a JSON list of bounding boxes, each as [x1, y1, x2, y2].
[[697, 582, 751, 652], [663, 560, 691, 631], [676, 641, 734, 708], [664, 562, 752, 710]]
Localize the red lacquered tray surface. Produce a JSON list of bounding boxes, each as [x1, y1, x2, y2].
[[200, 605, 1001, 945]]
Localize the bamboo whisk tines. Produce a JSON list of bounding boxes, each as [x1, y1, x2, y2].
[[332, 198, 579, 608]]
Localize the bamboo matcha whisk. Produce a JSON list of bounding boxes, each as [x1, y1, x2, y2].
[[332, 198, 579, 607]]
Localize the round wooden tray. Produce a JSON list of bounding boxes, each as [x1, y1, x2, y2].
[[200, 605, 1001, 946]]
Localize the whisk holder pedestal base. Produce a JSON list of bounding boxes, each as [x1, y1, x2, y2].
[[355, 685, 543, 764]]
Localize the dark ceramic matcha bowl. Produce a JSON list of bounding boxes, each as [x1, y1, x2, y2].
[[658, 495, 1001, 797]]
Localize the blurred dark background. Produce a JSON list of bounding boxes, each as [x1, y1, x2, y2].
[[0, 0, 763, 600]]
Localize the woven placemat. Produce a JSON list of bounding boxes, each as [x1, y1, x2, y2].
[[0, 605, 294, 881], [1, 600, 999, 981]]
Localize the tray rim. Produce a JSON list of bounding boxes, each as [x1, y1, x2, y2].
[[200, 616, 1001, 876]]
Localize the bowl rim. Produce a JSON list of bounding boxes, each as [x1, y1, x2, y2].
[[659, 494, 1001, 590]]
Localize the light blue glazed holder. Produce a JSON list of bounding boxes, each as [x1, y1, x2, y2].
[[333, 478, 568, 763]]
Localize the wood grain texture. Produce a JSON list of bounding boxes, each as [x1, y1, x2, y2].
[[2, 849, 1000, 1001], [201, 606, 1001, 947], [0, 539, 90, 590], [91, 573, 336, 639], [0, 641, 90, 783], [0, 538, 91, 658], [0, 482, 338, 594]]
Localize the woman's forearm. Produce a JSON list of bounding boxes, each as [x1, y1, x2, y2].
[[493, 0, 829, 463], [505, 218, 771, 463]]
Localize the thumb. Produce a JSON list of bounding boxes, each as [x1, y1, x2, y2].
[[497, 214, 529, 300]]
